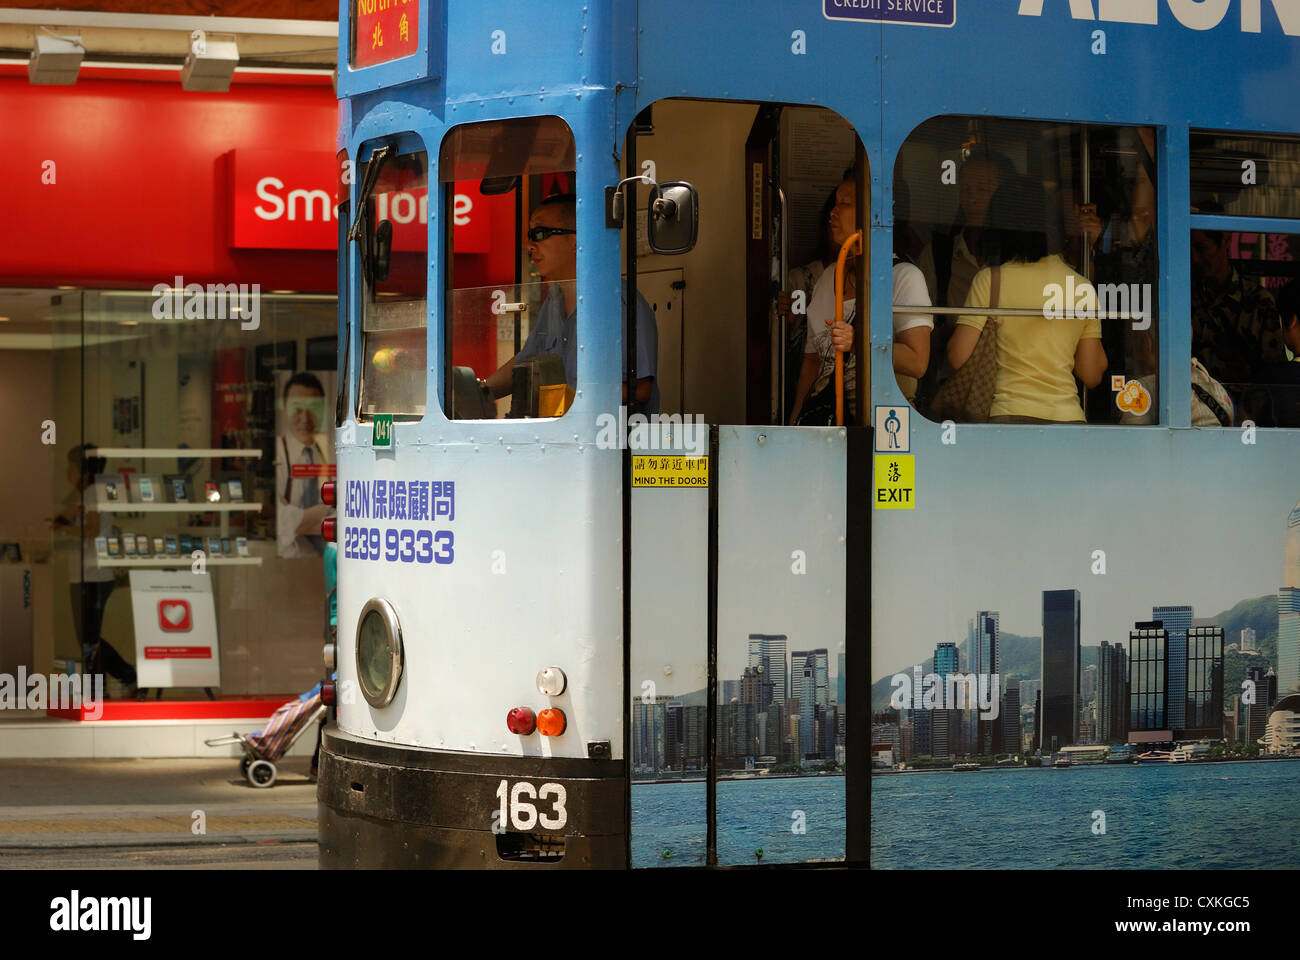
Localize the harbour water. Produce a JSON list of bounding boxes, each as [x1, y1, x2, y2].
[[631, 762, 1300, 868], [631, 776, 846, 867], [872, 761, 1300, 869]]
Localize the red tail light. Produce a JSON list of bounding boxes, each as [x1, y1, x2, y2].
[[507, 707, 536, 736], [321, 681, 335, 706], [322, 517, 336, 542], [537, 708, 567, 737], [321, 481, 336, 507]]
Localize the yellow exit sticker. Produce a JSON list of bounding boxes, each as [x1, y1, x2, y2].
[[633, 455, 710, 488], [875, 455, 915, 509]]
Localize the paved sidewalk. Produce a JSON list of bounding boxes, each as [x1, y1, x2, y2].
[[0, 758, 319, 869]]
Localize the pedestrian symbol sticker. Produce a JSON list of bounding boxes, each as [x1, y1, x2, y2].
[[874, 405, 910, 452], [875, 455, 915, 510]]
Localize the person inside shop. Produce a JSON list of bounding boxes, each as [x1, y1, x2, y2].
[[483, 193, 660, 415], [48, 444, 137, 691], [276, 372, 333, 558]]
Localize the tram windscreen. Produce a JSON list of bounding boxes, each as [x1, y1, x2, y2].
[[438, 116, 578, 420], [356, 141, 429, 421]]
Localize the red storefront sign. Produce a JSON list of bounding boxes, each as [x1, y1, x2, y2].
[[229, 149, 493, 253], [0, 65, 516, 291], [353, 0, 420, 69]]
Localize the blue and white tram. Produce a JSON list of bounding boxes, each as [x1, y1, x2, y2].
[[320, 0, 1300, 868]]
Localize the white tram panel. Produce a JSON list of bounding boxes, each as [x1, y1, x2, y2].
[[334, 432, 625, 760]]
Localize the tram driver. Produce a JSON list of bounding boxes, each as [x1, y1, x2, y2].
[[483, 193, 661, 415]]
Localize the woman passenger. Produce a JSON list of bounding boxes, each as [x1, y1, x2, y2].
[[947, 178, 1107, 424]]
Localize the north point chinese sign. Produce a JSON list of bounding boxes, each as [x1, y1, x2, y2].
[[353, 0, 420, 69]]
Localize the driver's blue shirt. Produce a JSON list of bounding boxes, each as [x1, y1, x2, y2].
[[515, 282, 660, 415]]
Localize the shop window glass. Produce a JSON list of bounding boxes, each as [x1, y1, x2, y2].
[[437, 116, 577, 420], [895, 118, 1159, 425], [1190, 133, 1300, 428], [355, 137, 428, 422]]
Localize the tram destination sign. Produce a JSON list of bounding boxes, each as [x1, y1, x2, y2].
[[352, 0, 420, 69], [823, 0, 956, 27]]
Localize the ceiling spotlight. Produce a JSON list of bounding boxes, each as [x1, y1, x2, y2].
[[181, 30, 239, 93], [28, 32, 84, 86]]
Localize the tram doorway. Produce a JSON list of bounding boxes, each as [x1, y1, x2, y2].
[[622, 100, 866, 867]]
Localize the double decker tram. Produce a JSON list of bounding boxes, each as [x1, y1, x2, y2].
[[320, 0, 1300, 868]]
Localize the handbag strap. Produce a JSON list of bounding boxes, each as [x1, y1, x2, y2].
[[989, 265, 1001, 317], [1191, 382, 1233, 427]]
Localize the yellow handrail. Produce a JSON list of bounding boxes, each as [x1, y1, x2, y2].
[[834, 230, 863, 427]]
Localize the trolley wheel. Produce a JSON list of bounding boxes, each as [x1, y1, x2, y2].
[[247, 759, 277, 788]]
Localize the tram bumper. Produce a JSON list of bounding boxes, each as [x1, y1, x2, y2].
[[317, 726, 627, 869]]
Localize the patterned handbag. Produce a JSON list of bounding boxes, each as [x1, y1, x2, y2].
[[930, 267, 1001, 423]]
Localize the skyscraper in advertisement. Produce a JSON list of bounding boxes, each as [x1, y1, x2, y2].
[[837, 651, 845, 704], [1244, 665, 1271, 744], [631, 697, 668, 776], [791, 649, 830, 759], [1184, 623, 1224, 739], [795, 661, 816, 758], [1240, 627, 1257, 654], [1285, 500, 1300, 589], [1001, 677, 1021, 757], [748, 634, 788, 710], [973, 611, 1000, 754], [932, 642, 960, 758], [1153, 604, 1193, 731], [1098, 640, 1128, 743], [1041, 590, 1081, 751], [1128, 621, 1169, 732], [1278, 588, 1300, 695]]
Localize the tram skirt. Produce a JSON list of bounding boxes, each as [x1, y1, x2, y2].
[[317, 727, 627, 869]]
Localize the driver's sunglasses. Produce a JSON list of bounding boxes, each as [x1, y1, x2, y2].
[[527, 226, 577, 243]]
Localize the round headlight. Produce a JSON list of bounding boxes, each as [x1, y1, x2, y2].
[[536, 666, 567, 697], [356, 598, 403, 708]]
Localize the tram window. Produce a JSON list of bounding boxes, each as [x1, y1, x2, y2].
[[897, 118, 1159, 425], [355, 138, 429, 422], [1190, 133, 1300, 428], [437, 116, 578, 420]]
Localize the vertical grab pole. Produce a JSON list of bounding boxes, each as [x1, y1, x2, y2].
[[705, 425, 719, 867], [1081, 124, 1093, 282], [776, 185, 789, 424], [834, 231, 863, 427], [621, 127, 637, 871]]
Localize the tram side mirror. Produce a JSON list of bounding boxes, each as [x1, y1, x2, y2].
[[647, 181, 699, 256], [480, 175, 520, 195], [373, 219, 393, 283]]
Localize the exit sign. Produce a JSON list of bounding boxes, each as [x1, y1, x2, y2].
[[373, 414, 393, 447]]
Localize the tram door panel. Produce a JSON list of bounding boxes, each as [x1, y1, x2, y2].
[[629, 455, 710, 868], [714, 427, 848, 866], [626, 99, 858, 866]]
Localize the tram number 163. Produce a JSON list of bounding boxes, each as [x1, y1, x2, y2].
[[494, 780, 568, 832]]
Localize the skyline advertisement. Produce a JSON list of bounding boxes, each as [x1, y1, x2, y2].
[[872, 430, 1299, 679]]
